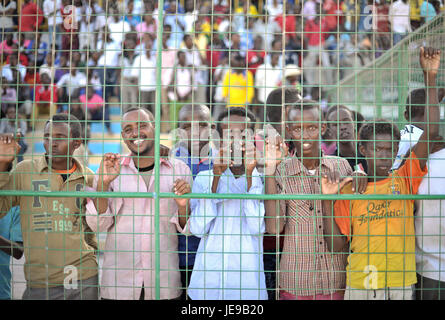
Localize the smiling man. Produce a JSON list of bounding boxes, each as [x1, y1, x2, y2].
[[0, 114, 99, 300], [86, 107, 193, 300]]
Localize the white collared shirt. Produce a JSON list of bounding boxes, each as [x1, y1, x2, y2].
[[188, 168, 267, 300]]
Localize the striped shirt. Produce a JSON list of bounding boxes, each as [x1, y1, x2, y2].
[[274, 155, 352, 296]]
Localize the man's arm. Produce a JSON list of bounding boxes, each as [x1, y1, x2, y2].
[[264, 137, 287, 235], [0, 135, 21, 218], [0, 237, 23, 260], [94, 153, 120, 214], [413, 47, 441, 169], [321, 170, 352, 252]]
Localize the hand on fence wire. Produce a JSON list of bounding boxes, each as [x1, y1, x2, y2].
[[321, 169, 353, 195], [98, 153, 121, 188], [0, 134, 21, 164], [351, 170, 368, 194], [173, 179, 191, 208], [264, 135, 288, 176], [213, 147, 234, 176]]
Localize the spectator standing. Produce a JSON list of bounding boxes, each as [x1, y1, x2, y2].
[[43, 0, 62, 49], [19, 0, 44, 33], [221, 54, 254, 108], [0, 0, 16, 41], [389, 0, 412, 45], [131, 39, 156, 113]]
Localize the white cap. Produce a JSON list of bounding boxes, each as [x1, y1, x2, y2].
[[284, 64, 301, 78]]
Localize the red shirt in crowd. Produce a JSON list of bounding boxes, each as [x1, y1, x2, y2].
[[376, 4, 390, 33], [35, 84, 58, 104], [19, 2, 44, 32], [275, 14, 296, 39], [6, 53, 29, 67], [304, 18, 330, 46], [246, 49, 265, 76]]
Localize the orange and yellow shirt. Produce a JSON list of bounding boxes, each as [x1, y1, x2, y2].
[[334, 152, 427, 289]]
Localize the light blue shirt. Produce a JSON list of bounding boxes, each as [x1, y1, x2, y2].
[[420, 1, 436, 22], [188, 169, 267, 300], [0, 207, 22, 300]]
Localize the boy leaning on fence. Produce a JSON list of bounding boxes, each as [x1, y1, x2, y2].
[[0, 114, 99, 300], [187, 107, 268, 300], [264, 99, 367, 300], [171, 104, 218, 300], [85, 107, 192, 300], [323, 47, 441, 300]]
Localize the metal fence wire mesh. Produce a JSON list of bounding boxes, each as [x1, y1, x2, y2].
[[0, 0, 444, 301]]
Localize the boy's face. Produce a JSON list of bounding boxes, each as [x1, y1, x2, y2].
[[179, 112, 211, 152], [6, 107, 16, 120], [359, 133, 398, 178], [327, 109, 355, 141], [44, 122, 80, 163], [286, 107, 326, 158], [219, 115, 252, 168], [121, 110, 154, 156]]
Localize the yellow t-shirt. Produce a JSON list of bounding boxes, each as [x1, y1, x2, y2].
[[222, 70, 254, 107], [334, 152, 427, 289]]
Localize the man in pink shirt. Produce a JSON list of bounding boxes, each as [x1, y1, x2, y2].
[[86, 107, 193, 300]]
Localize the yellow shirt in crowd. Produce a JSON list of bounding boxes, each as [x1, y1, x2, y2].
[[334, 152, 427, 290], [222, 70, 254, 108]]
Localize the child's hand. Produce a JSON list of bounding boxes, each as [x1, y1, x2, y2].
[[173, 179, 191, 208], [264, 135, 288, 176], [213, 148, 233, 176], [420, 46, 441, 77], [351, 170, 368, 194], [321, 170, 352, 195], [243, 141, 257, 175]]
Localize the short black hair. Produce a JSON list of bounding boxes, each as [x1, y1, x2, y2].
[[325, 105, 353, 124], [405, 88, 427, 119], [123, 107, 154, 121], [359, 119, 400, 145], [287, 99, 322, 121], [178, 104, 211, 123], [46, 114, 82, 139], [216, 107, 257, 136], [265, 87, 301, 123]]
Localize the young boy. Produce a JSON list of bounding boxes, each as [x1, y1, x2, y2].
[[0, 114, 99, 300], [86, 107, 192, 300], [325, 105, 368, 173], [262, 87, 300, 300], [264, 99, 367, 300], [172, 104, 217, 299], [325, 47, 441, 300], [187, 107, 267, 300]]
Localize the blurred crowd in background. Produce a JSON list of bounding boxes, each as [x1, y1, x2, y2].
[[0, 0, 443, 139]]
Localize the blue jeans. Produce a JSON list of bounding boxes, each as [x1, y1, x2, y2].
[[393, 32, 407, 45]]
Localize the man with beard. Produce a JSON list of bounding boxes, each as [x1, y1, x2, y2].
[[86, 107, 192, 300]]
